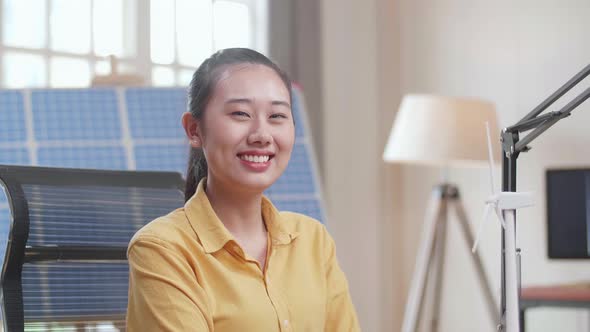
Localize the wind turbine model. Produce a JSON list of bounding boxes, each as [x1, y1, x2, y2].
[[472, 123, 533, 332], [480, 63, 590, 332]]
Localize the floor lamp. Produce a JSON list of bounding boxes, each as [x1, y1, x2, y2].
[[383, 95, 502, 332]]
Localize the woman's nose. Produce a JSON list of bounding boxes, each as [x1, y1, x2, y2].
[[247, 130, 273, 145]]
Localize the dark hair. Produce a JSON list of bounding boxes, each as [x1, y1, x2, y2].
[[184, 48, 292, 201]]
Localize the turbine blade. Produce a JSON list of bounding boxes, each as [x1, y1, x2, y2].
[[495, 206, 506, 228], [472, 203, 492, 253], [485, 121, 497, 195]]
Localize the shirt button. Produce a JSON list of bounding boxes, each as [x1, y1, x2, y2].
[[265, 276, 270, 284], [283, 320, 289, 327]]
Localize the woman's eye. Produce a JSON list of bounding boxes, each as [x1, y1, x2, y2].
[[270, 113, 288, 119], [231, 111, 250, 117]]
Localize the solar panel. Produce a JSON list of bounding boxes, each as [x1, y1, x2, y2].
[[0, 91, 27, 143], [272, 197, 323, 222], [125, 88, 187, 139], [291, 85, 307, 139], [267, 143, 317, 196], [134, 144, 188, 175], [31, 89, 121, 141], [0, 147, 30, 165], [0, 86, 326, 223]]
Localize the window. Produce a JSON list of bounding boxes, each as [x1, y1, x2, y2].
[[0, 0, 267, 89]]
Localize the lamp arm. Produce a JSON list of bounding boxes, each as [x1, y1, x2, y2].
[[504, 111, 563, 133], [515, 63, 590, 126], [514, 87, 590, 152], [502, 77, 590, 156]]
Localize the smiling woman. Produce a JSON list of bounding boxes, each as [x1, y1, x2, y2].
[[125, 48, 360, 332]]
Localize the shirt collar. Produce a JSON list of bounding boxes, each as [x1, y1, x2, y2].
[[184, 179, 299, 254]]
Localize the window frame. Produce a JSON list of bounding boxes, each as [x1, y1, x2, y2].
[[0, 0, 267, 88]]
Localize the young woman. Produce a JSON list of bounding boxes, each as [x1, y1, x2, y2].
[[126, 48, 360, 331]]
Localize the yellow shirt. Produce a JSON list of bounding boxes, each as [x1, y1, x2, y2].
[[126, 180, 360, 332]]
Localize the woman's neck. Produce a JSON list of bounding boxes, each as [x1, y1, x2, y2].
[[204, 178, 266, 238]]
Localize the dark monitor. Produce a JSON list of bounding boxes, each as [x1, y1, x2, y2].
[[546, 168, 590, 259]]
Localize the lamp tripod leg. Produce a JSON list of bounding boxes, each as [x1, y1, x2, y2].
[[430, 198, 448, 332], [402, 186, 446, 332], [450, 195, 501, 323]]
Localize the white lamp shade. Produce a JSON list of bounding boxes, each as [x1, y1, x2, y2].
[[383, 94, 501, 167]]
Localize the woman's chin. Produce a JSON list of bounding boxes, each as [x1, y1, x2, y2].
[[235, 175, 278, 193]]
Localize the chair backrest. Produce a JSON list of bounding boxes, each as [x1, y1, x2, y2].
[[0, 165, 185, 332]]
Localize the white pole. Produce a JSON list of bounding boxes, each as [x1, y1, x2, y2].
[[503, 209, 520, 331]]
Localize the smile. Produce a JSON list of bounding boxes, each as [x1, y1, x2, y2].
[[238, 154, 273, 163]]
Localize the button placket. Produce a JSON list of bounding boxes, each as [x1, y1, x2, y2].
[[265, 240, 292, 331]]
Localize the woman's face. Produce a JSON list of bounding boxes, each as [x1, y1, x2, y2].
[[198, 64, 294, 194]]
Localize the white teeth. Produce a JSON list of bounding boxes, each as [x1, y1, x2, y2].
[[240, 155, 270, 163]]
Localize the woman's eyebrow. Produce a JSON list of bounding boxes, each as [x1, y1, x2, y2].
[[271, 100, 291, 108], [225, 98, 251, 105], [225, 98, 290, 108]]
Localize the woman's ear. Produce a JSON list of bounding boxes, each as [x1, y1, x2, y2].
[[182, 112, 202, 148]]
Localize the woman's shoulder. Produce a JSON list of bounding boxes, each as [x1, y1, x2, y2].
[[128, 207, 195, 251]]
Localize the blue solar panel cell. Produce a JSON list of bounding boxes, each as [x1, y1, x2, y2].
[[125, 88, 187, 139], [291, 88, 306, 138], [0, 91, 27, 142], [267, 143, 316, 195], [32, 89, 121, 140], [271, 198, 323, 223], [0, 148, 30, 165], [37, 146, 127, 170], [134, 144, 188, 175]]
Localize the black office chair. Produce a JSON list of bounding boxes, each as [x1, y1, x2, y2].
[[0, 165, 185, 331]]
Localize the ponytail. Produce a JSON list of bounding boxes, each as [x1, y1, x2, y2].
[[184, 148, 208, 201]]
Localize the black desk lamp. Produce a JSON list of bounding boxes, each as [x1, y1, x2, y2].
[[498, 63, 590, 331]]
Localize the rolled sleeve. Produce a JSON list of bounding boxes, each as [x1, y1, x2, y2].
[[126, 237, 211, 332]]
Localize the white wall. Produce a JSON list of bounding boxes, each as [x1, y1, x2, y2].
[[398, 0, 590, 331], [320, 0, 388, 331], [321, 0, 411, 329], [320, 0, 590, 331]]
